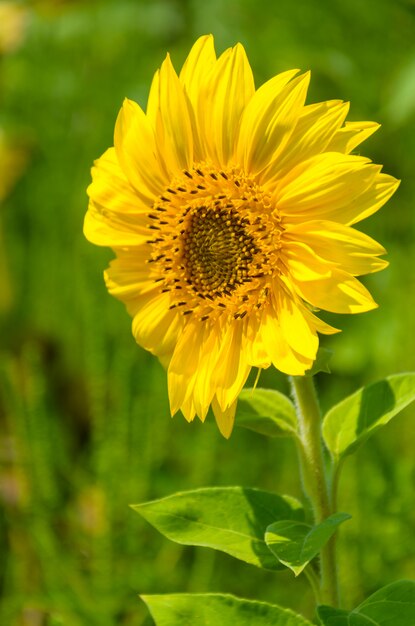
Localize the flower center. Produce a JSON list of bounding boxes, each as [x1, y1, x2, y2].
[[183, 206, 257, 298], [146, 162, 284, 320]]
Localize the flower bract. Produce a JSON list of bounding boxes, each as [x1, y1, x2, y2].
[[85, 35, 399, 437]]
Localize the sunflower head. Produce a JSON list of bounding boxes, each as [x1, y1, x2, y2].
[[85, 35, 399, 437]]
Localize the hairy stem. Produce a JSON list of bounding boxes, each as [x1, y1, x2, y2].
[[290, 376, 339, 608], [304, 566, 322, 605], [329, 456, 344, 514]]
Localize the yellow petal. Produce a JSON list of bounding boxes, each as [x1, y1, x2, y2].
[[114, 98, 167, 200], [301, 308, 341, 335], [171, 319, 229, 423], [105, 261, 156, 309], [284, 241, 332, 281], [84, 203, 149, 247], [276, 152, 380, 222], [180, 394, 197, 423], [272, 285, 319, 359], [167, 319, 205, 416], [213, 321, 251, 412], [346, 173, 400, 226], [179, 35, 216, 163], [258, 306, 313, 375], [236, 69, 302, 173], [156, 54, 194, 171], [285, 220, 388, 276], [88, 148, 149, 214], [261, 100, 349, 184], [104, 247, 154, 297], [326, 121, 380, 154], [145, 70, 172, 181], [243, 314, 272, 369], [285, 242, 377, 313], [179, 34, 216, 107], [201, 42, 255, 165], [85, 148, 151, 247], [146, 69, 160, 129], [211, 396, 237, 439], [131, 291, 184, 357], [191, 321, 228, 421]]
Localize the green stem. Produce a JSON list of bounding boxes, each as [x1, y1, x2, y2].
[[290, 376, 339, 608], [304, 565, 322, 605], [329, 457, 344, 514]]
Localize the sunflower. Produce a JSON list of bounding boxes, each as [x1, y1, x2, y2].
[[84, 35, 399, 437]]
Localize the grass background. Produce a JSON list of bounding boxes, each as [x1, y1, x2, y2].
[[1, 0, 414, 624]]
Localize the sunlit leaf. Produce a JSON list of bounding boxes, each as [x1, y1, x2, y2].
[[322, 373, 415, 460], [265, 513, 351, 576], [142, 593, 314, 625], [235, 388, 297, 437], [132, 487, 304, 570], [318, 580, 415, 625]]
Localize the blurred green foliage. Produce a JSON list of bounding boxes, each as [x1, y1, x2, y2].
[[0, 0, 414, 624]]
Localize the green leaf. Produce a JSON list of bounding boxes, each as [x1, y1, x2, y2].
[[305, 347, 333, 376], [142, 593, 314, 626], [265, 512, 351, 576], [317, 606, 370, 625], [235, 388, 297, 437], [322, 373, 415, 460], [132, 487, 303, 570], [318, 580, 415, 625]]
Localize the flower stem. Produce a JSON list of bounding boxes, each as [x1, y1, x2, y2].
[[290, 375, 339, 608], [303, 565, 322, 605]]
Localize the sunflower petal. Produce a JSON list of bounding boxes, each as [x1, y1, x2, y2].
[[179, 35, 217, 163], [168, 319, 205, 416], [273, 286, 319, 359], [104, 247, 153, 296], [157, 54, 194, 171], [326, 120, 380, 154], [211, 396, 237, 439], [202, 43, 255, 165], [191, 321, 228, 421], [285, 242, 377, 313], [346, 174, 400, 225], [179, 34, 216, 106], [259, 306, 313, 375], [84, 203, 149, 247], [180, 394, 197, 423], [276, 152, 381, 223], [302, 308, 341, 335], [236, 69, 302, 172], [131, 292, 184, 357], [243, 315, 271, 369], [213, 321, 251, 412], [262, 100, 350, 183], [85, 148, 151, 246], [285, 220, 388, 275], [88, 148, 149, 215], [114, 98, 167, 200]]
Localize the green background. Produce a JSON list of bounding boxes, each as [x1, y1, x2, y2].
[[1, 0, 414, 624]]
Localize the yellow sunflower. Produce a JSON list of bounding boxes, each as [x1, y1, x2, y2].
[[84, 35, 399, 437]]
